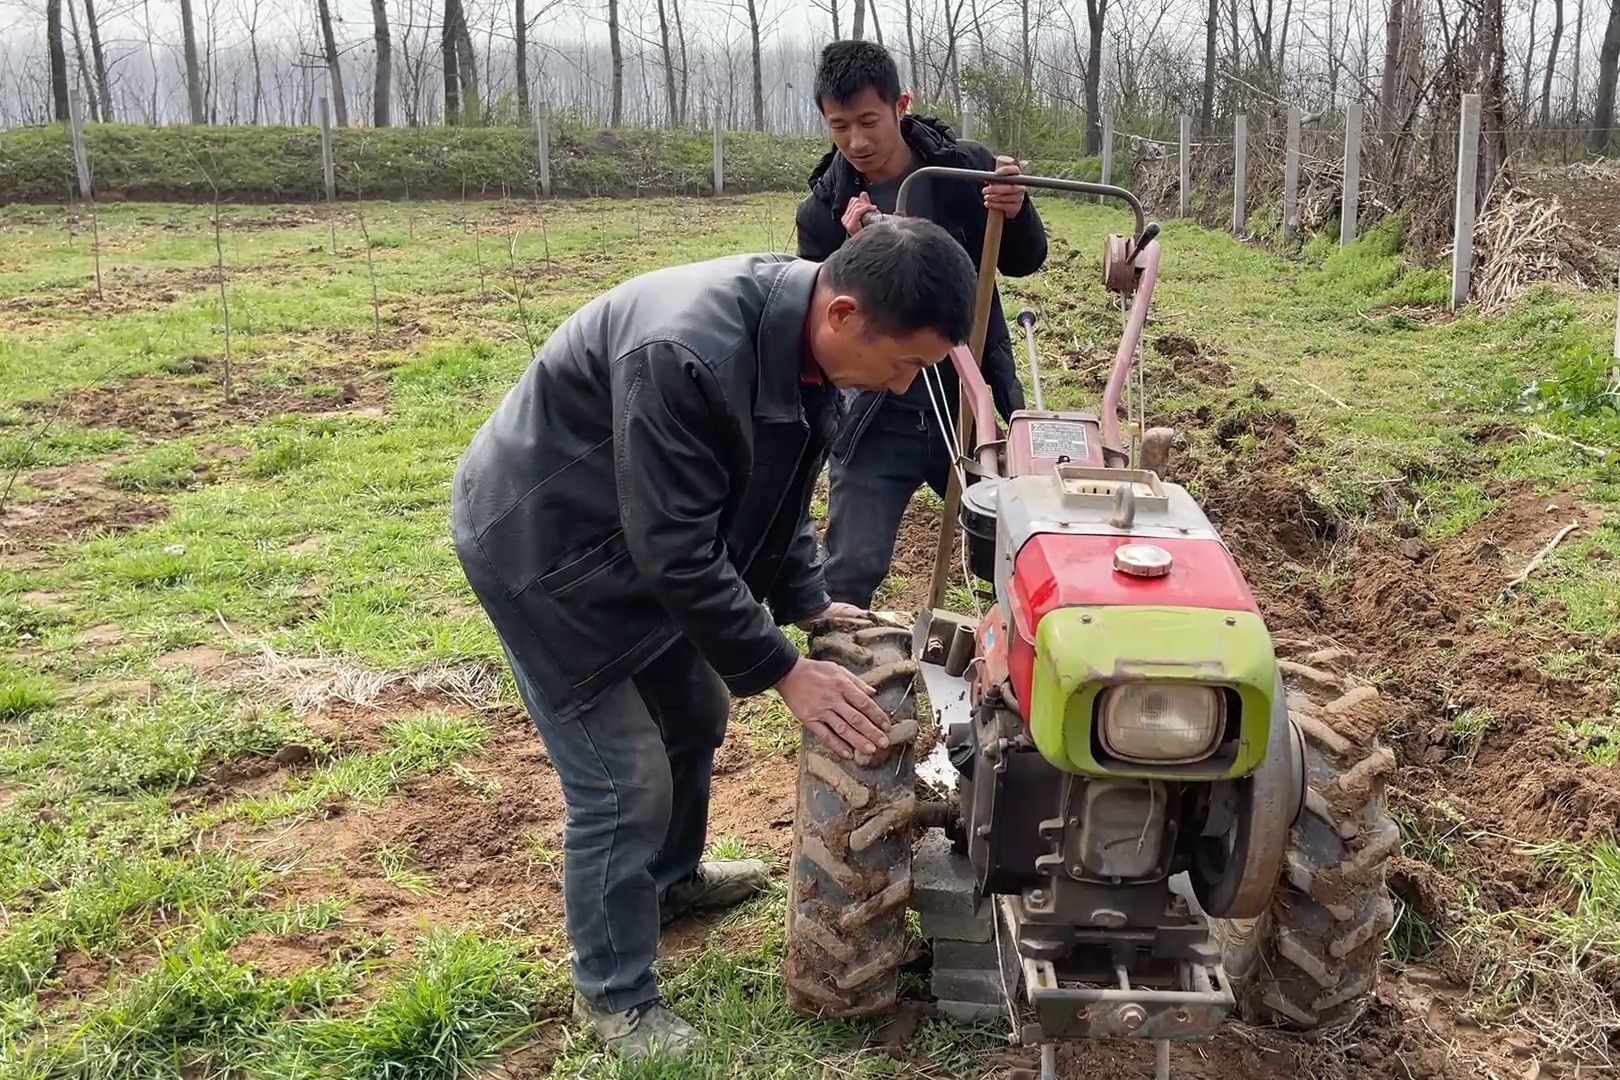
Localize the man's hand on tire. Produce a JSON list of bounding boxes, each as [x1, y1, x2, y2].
[[775, 656, 893, 760], [794, 601, 867, 630]]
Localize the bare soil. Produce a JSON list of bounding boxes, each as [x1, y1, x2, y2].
[[0, 461, 169, 558], [211, 701, 799, 971], [21, 360, 389, 439]]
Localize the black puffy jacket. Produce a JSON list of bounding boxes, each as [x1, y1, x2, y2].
[[451, 254, 840, 723], [794, 116, 1048, 460]]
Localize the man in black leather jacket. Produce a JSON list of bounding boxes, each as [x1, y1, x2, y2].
[[796, 40, 1048, 608], [450, 218, 978, 1061]]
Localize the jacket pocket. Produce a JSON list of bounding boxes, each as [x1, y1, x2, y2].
[[537, 530, 631, 596], [525, 530, 671, 698]]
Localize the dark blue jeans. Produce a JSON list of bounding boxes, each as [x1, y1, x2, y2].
[[822, 401, 952, 608], [499, 635, 729, 1013]]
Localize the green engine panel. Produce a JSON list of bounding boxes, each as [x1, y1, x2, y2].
[[1028, 605, 1278, 779]]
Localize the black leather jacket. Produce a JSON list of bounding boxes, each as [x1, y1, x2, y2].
[[451, 254, 839, 722], [794, 116, 1048, 460]]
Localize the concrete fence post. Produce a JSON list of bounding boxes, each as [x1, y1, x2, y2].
[[1179, 114, 1191, 217], [1341, 102, 1363, 245], [1284, 106, 1301, 241], [1451, 93, 1483, 311], [68, 89, 92, 199], [712, 110, 725, 196], [1101, 112, 1114, 196], [1233, 114, 1247, 234], [318, 95, 336, 203], [534, 97, 552, 198]]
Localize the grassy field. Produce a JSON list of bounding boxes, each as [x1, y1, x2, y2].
[[2, 190, 1619, 1079]]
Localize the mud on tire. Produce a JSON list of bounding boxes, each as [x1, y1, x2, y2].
[[783, 615, 922, 1018], [1219, 677, 1400, 1030]]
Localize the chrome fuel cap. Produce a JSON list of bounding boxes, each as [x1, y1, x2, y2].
[[1113, 543, 1173, 578]]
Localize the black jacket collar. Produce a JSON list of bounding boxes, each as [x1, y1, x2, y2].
[[807, 115, 970, 209], [752, 258, 822, 424]]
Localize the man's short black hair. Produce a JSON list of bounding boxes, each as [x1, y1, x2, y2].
[[822, 217, 977, 345], [814, 40, 903, 111]]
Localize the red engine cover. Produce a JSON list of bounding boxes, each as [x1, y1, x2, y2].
[[999, 532, 1263, 719]]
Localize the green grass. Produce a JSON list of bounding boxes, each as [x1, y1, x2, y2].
[[4, 190, 1620, 1074]]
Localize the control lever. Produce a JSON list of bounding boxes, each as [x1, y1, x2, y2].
[[1016, 307, 1044, 411]]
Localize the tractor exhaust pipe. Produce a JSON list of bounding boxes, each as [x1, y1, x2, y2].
[[1017, 307, 1044, 412]]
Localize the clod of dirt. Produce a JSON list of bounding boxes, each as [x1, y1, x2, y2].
[[1153, 333, 1202, 359], [273, 743, 315, 766], [1400, 537, 1435, 562]]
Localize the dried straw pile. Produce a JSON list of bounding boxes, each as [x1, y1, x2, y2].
[[1469, 182, 1611, 316]]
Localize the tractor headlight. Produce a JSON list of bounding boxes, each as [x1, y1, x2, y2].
[[1098, 684, 1224, 764]]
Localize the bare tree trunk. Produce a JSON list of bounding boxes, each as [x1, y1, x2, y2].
[[1226, 0, 1240, 113], [675, 0, 689, 124], [1593, 0, 1620, 150], [608, 0, 624, 126], [871, 0, 885, 44], [46, 0, 69, 122], [443, 0, 461, 122], [248, 0, 264, 123], [1380, 0, 1405, 127], [1543, 0, 1565, 123], [854, 0, 867, 37], [747, 0, 765, 129], [1084, 0, 1106, 152], [1021, 0, 1033, 98], [1201, 0, 1217, 131], [1522, 0, 1540, 112], [82, 0, 110, 120], [179, 0, 206, 122], [1276, 0, 1293, 80], [1327, 0, 1340, 103], [515, 0, 529, 120], [371, 0, 391, 125], [65, 0, 97, 121], [1482, 0, 1511, 192], [905, 0, 918, 88], [144, 0, 162, 121], [316, 0, 349, 125], [1576, 0, 1586, 119], [655, 0, 677, 125]]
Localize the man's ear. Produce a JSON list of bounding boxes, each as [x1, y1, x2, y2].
[[896, 92, 912, 118], [825, 293, 860, 332]]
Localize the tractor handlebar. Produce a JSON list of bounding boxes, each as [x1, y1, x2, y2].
[[857, 166, 1151, 249], [856, 166, 1164, 473]]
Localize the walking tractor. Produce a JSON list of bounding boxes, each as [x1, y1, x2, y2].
[[783, 171, 1401, 1078]]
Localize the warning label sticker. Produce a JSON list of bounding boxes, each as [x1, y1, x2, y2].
[[1027, 420, 1090, 460]]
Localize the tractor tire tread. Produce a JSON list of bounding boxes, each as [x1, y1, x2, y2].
[[1224, 674, 1397, 1032], [785, 618, 921, 1019]]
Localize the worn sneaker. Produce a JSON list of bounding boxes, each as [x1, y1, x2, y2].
[[660, 859, 771, 926], [572, 993, 702, 1060]]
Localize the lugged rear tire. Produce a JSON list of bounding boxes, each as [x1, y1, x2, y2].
[[783, 614, 921, 1018], [1218, 683, 1400, 1029]]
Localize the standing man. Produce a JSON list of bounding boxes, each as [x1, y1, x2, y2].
[[795, 40, 1049, 610], [450, 219, 979, 1061]]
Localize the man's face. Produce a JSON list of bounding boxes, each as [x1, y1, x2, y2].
[[819, 87, 911, 179], [812, 294, 954, 393]]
